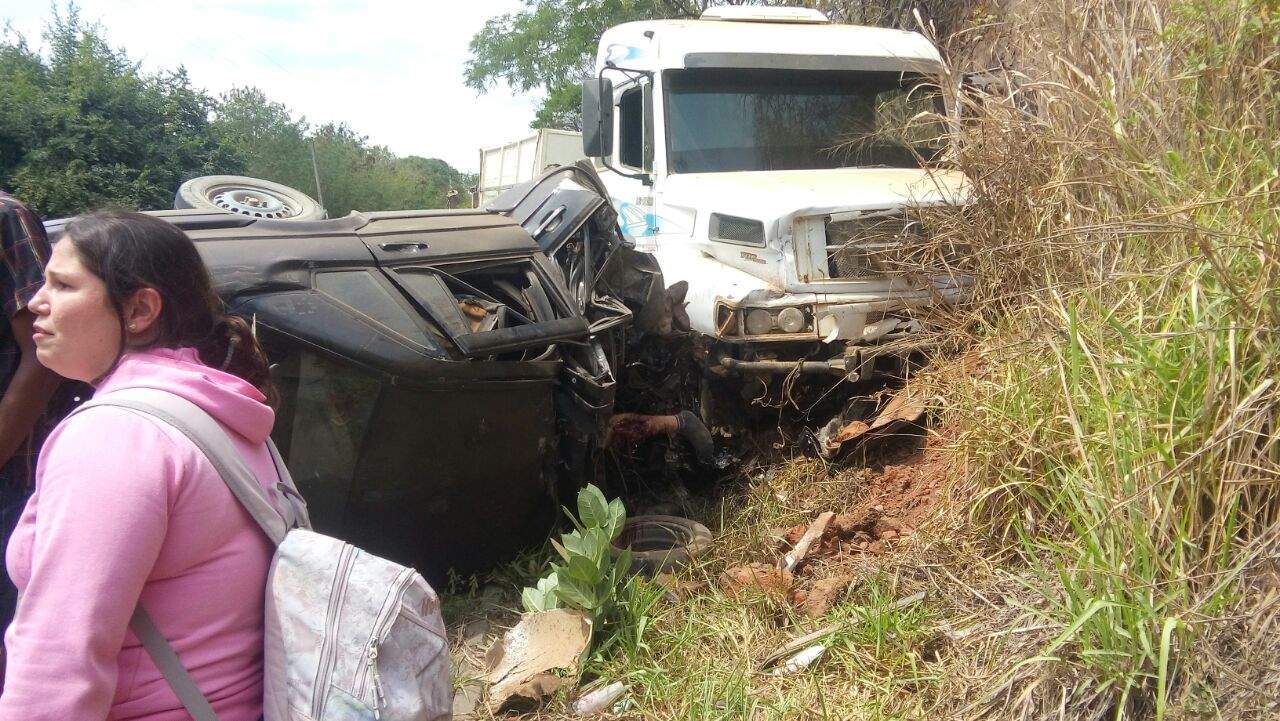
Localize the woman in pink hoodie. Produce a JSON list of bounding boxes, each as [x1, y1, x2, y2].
[[1, 211, 278, 720]]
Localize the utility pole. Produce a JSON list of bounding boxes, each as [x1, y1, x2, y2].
[[309, 141, 326, 216]]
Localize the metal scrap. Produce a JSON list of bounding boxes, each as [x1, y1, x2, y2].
[[817, 389, 926, 458]]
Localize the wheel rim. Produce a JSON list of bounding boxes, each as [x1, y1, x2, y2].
[[209, 187, 297, 219]]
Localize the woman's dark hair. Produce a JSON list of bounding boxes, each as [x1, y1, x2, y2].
[[61, 210, 274, 399]]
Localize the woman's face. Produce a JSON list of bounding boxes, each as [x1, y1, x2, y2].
[[28, 239, 123, 383]]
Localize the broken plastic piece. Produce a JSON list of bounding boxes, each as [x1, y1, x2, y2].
[[572, 681, 627, 716], [771, 644, 827, 675], [817, 389, 926, 459]]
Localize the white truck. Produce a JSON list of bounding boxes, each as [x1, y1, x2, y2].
[[577, 6, 970, 408], [476, 128, 587, 205]]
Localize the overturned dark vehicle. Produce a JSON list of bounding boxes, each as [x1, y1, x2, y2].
[[47, 165, 666, 583]]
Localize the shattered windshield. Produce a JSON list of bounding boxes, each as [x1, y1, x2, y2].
[[664, 68, 947, 174]]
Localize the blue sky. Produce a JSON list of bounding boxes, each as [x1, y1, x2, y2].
[[0, 0, 543, 173]]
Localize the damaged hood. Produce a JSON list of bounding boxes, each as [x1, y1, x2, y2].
[[662, 167, 970, 224]]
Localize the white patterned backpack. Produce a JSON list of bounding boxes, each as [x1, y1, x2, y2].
[[75, 388, 452, 720]]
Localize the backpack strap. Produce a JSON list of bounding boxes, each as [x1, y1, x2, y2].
[[130, 606, 221, 721], [71, 388, 306, 544], [67, 387, 309, 721]]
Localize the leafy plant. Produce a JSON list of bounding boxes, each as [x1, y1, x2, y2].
[[521, 484, 632, 622]]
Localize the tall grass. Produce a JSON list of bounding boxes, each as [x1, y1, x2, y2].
[[922, 0, 1280, 717]]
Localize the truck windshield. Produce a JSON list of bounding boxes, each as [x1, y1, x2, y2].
[[664, 68, 946, 174]]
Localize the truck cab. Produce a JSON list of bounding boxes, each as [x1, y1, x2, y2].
[[581, 6, 970, 387]]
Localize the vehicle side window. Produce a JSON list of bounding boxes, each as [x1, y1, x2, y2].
[[617, 83, 653, 172], [314, 270, 428, 345]]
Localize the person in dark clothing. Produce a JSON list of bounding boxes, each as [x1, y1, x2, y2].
[[0, 192, 72, 642]]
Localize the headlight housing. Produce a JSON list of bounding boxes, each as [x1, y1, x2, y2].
[[722, 306, 812, 337]]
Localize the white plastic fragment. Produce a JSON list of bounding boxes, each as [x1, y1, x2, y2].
[[771, 644, 827, 675], [572, 681, 627, 716]]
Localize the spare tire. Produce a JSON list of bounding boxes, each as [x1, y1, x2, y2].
[[613, 515, 713, 575], [174, 175, 326, 221]]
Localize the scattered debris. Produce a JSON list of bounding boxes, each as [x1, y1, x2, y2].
[[759, 591, 927, 669], [829, 509, 878, 538], [781, 511, 835, 573], [452, 680, 484, 718], [462, 618, 490, 648], [826, 420, 871, 449], [497, 674, 574, 711], [571, 681, 628, 716], [869, 391, 926, 432], [817, 389, 927, 459], [792, 574, 857, 618], [781, 507, 911, 562], [770, 643, 827, 675], [484, 609, 592, 712], [720, 563, 794, 602]]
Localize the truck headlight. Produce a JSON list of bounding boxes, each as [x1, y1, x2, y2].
[[777, 307, 806, 333], [745, 309, 773, 335]]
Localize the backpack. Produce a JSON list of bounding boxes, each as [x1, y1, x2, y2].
[[73, 387, 452, 721]]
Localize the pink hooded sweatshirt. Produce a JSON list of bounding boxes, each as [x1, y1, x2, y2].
[[1, 347, 276, 720]]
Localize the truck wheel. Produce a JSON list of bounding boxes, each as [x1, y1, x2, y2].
[[174, 175, 326, 220]]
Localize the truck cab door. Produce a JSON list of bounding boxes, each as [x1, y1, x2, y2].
[[605, 76, 660, 248]]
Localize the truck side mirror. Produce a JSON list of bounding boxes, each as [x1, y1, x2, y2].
[[581, 77, 614, 158]]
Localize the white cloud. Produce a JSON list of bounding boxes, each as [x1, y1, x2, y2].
[[1, 0, 545, 173]]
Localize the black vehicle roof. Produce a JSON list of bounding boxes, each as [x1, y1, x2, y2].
[[45, 207, 538, 259]]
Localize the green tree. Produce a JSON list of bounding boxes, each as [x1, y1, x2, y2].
[[209, 86, 313, 195], [465, 1, 718, 130], [397, 155, 477, 208], [0, 6, 233, 217], [212, 92, 476, 215], [2, 5, 479, 218]]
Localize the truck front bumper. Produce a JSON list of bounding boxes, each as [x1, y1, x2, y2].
[[709, 316, 938, 382], [706, 277, 965, 380]]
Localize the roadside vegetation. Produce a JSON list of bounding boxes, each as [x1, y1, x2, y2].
[[926, 0, 1278, 716], [0, 6, 474, 218], [449, 1, 1278, 719]]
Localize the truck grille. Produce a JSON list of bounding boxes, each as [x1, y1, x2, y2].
[[825, 215, 928, 280]]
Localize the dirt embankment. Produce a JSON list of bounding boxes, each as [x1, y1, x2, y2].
[[721, 426, 954, 618]]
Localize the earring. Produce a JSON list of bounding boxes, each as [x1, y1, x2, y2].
[[128, 323, 137, 332]]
